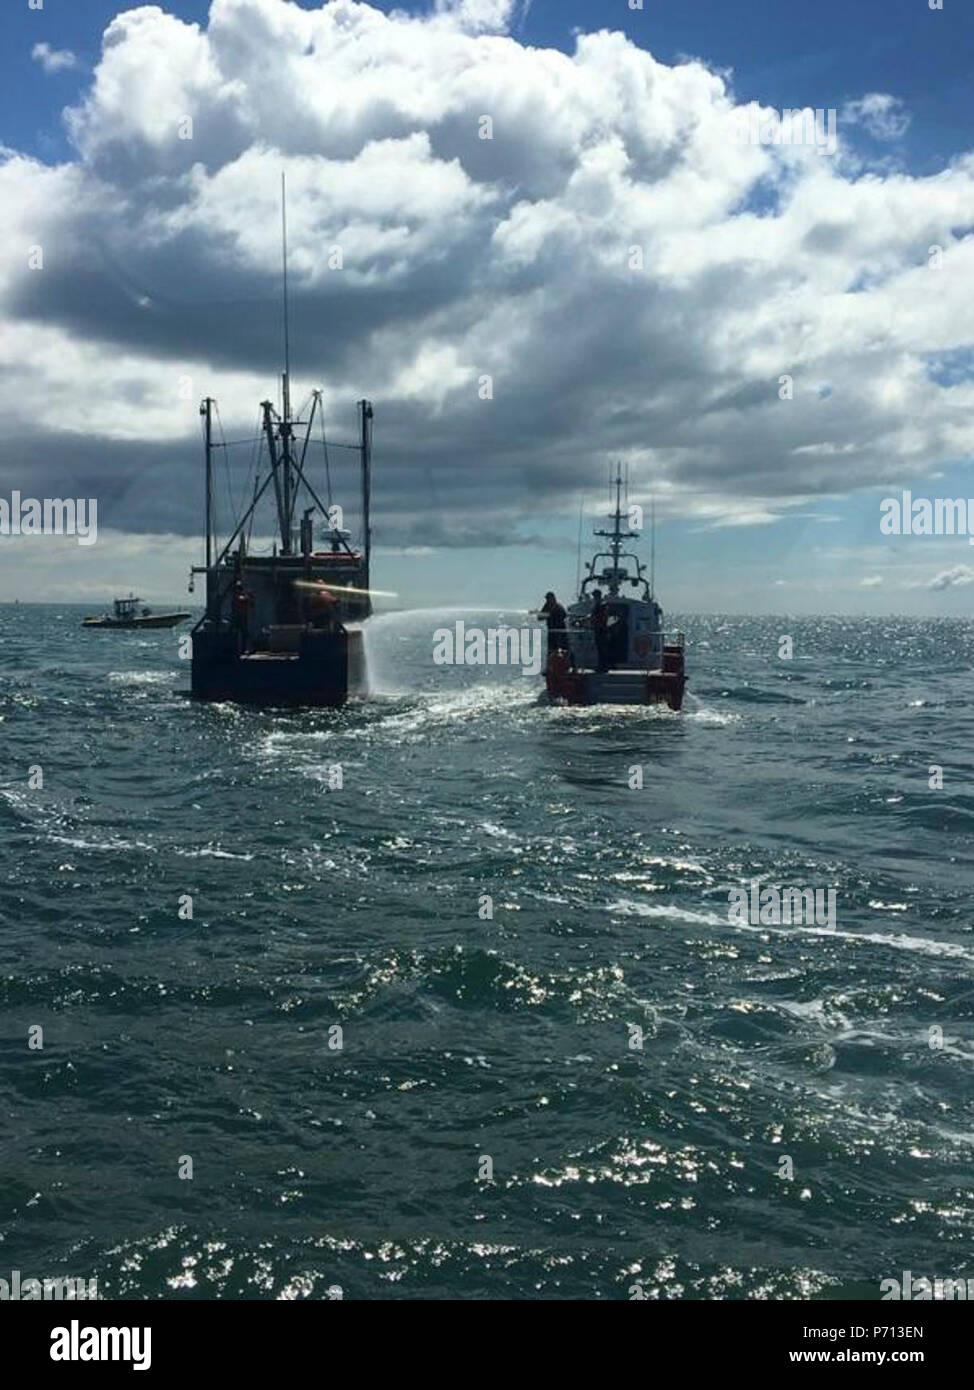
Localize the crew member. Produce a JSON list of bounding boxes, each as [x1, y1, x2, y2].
[[539, 591, 568, 654], [590, 588, 610, 672], [232, 579, 254, 651], [310, 582, 339, 632]]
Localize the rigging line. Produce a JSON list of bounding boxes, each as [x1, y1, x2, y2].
[[213, 400, 238, 556], [210, 436, 264, 449], [238, 410, 258, 523], [248, 407, 262, 485], [247, 423, 264, 552], [318, 407, 333, 510]]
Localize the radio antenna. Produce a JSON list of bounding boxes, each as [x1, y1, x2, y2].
[[575, 493, 585, 597], [281, 171, 291, 402], [650, 491, 656, 597]]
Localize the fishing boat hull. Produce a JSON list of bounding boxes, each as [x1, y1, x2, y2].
[[190, 625, 365, 706]]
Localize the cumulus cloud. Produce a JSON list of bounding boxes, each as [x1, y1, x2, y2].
[[31, 42, 79, 74], [434, 0, 518, 32], [928, 565, 974, 590], [1, 0, 973, 553], [841, 93, 911, 141]]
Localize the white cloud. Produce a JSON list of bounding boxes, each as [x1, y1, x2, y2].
[[860, 575, 883, 587], [842, 93, 911, 141], [929, 565, 974, 590], [1, 0, 973, 561], [434, 0, 518, 32], [31, 42, 78, 75]]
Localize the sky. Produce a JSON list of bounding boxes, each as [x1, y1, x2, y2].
[[2, 0, 974, 612]]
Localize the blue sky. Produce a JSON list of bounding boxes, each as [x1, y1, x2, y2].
[[2, 0, 974, 611]]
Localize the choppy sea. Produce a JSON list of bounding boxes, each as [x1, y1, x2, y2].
[[2, 605, 973, 1299]]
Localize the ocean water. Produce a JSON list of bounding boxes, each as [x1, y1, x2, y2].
[[2, 604, 973, 1300]]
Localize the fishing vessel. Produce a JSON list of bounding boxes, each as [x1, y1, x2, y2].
[[188, 389, 375, 707], [543, 472, 686, 708], [187, 179, 379, 707], [82, 596, 190, 630]]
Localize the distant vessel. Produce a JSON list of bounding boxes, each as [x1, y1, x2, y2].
[[82, 595, 190, 630], [543, 473, 686, 708]]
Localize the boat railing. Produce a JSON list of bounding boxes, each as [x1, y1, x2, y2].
[[546, 625, 685, 644], [543, 626, 685, 672]]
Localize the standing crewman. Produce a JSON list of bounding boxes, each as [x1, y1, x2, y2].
[[309, 581, 340, 633], [590, 588, 610, 672], [539, 591, 568, 654], [232, 578, 254, 652]]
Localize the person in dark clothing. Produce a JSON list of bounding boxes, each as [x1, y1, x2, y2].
[[539, 591, 569, 654], [309, 581, 340, 633], [590, 589, 611, 672], [232, 579, 254, 652]]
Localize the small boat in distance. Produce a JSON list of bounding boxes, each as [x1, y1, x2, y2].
[[82, 595, 191, 630], [542, 472, 686, 709]]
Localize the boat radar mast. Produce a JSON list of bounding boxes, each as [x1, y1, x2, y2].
[[583, 468, 651, 601]]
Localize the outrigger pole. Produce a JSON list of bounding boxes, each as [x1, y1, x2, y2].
[[202, 396, 213, 572], [360, 399, 373, 588], [200, 395, 215, 617]]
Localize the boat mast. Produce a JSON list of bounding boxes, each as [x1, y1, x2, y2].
[[611, 471, 623, 592], [360, 399, 373, 593], [280, 171, 293, 554], [592, 467, 633, 596], [200, 395, 215, 616], [202, 396, 213, 571]]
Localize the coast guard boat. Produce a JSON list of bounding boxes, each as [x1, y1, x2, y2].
[[543, 473, 686, 709]]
